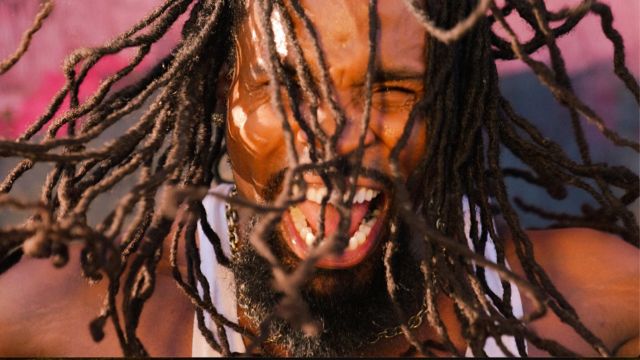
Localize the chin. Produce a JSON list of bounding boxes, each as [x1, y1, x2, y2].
[[232, 206, 424, 357]]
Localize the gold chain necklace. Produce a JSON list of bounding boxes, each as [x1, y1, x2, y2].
[[225, 186, 240, 258], [223, 185, 428, 345]]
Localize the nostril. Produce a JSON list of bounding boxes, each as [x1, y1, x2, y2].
[[296, 129, 309, 144], [363, 127, 376, 145], [335, 157, 353, 175]]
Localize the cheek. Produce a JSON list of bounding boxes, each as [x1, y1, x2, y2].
[[371, 111, 428, 175], [227, 99, 288, 191], [232, 105, 284, 156], [398, 120, 427, 176]]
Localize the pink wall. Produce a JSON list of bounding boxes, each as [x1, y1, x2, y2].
[[0, 0, 638, 138], [0, 0, 183, 138], [495, 0, 639, 76]]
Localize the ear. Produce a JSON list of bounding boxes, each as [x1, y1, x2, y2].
[[212, 48, 237, 182], [214, 54, 236, 121]]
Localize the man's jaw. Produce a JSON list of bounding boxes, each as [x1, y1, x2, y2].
[[281, 185, 389, 269]]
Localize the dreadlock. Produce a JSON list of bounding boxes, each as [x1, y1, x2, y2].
[[0, 0, 637, 356]]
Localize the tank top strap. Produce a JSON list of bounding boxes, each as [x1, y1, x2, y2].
[[462, 196, 526, 357], [192, 183, 246, 356]]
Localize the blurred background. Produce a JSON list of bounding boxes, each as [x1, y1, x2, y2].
[[0, 0, 638, 228]]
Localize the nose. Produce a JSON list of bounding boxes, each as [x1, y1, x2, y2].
[[313, 97, 376, 156]]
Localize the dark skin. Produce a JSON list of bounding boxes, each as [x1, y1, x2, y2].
[[0, 0, 638, 357], [227, 0, 639, 356]]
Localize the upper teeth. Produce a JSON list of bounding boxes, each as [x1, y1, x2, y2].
[[306, 187, 379, 205], [306, 187, 328, 204], [352, 188, 379, 204]]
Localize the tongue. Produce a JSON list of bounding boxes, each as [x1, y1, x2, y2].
[[297, 201, 370, 238]]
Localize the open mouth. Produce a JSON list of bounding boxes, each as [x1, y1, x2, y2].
[[281, 185, 388, 269]]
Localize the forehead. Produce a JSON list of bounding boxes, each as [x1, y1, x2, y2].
[[236, 0, 427, 82]]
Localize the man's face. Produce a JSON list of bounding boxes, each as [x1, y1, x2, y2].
[[226, 0, 427, 283]]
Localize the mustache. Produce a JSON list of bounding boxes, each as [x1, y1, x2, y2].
[[261, 158, 396, 203]]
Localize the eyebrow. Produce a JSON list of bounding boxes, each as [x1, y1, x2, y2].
[[373, 68, 424, 82]]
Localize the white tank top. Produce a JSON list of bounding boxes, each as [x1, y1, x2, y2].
[[192, 183, 526, 357]]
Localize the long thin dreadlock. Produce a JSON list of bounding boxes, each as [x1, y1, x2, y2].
[[0, 0, 637, 357]]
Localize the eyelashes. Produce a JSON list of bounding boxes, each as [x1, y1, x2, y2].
[[374, 85, 416, 94], [371, 84, 420, 112], [251, 74, 421, 114]]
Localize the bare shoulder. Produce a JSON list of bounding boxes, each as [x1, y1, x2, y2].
[[505, 227, 639, 356], [0, 243, 194, 356], [517, 227, 637, 283], [0, 244, 121, 356]]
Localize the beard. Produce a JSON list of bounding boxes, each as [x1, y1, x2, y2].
[[230, 211, 426, 357]]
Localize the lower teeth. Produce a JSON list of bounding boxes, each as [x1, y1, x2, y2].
[[347, 214, 378, 250], [290, 206, 380, 250]]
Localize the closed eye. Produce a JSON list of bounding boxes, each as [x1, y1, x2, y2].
[[375, 85, 416, 95], [371, 82, 420, 112]]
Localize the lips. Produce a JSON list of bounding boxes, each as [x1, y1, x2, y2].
[[281, 186, 387, 269]]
